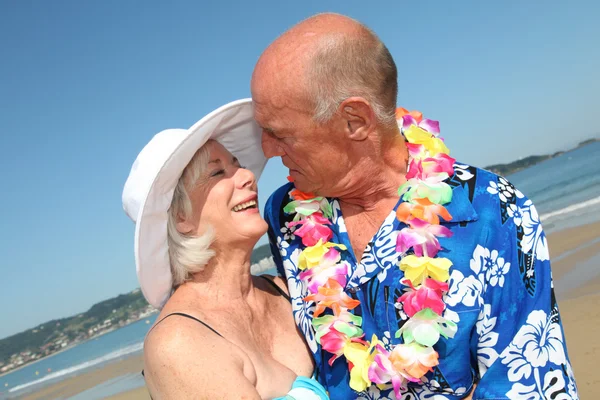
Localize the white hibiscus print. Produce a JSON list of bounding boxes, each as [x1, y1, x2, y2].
[[331, 199, 347, 233], [442, 308, 460, 325], [521, 310, 566, 368], [485, 255, 510, 287], [453, 163, 475, 181], [380, 330, 392, 350], [471, 245, 510, 288], [446, 269, 484, 308], [394, 300, 409, 321], [282, 248, 304, 294], [520, 200, 549, 261], [506, 382, 539, 400], [541, 369, 572, 400], [487, 177, 515, 203], [469, 245, 486, 275], [356, 212, 398, 285], [277, 236, 289, 257], [500, 310, 566, 382], [507, 204, 524, 226], [565, 360, 578, 399], [279, 221, 296, 241], [506, 369, 572, 400], [476, 304, 499, 377], [292, 297, 317, 353], [421, 375, 468, 395], [355, 384, 393, 400]]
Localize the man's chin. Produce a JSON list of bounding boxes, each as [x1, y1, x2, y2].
[[289, 174, 315, 193]]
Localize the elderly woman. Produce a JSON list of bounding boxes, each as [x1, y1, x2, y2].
[[122, 99, 328, 400]]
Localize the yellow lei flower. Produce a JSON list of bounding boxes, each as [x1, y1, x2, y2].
[[398, 255, 452, 285], [298, 239, 347, 270], [344, 335, 379, 392], [404, 125, 449, 155]]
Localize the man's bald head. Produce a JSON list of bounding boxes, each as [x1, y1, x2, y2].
[[252, 13, 398, 127]]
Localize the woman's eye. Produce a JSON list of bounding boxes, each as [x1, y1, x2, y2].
[[210, 169, 225, 177]]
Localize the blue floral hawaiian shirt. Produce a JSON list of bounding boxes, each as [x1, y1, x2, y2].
[[264, 162, 578, 399]]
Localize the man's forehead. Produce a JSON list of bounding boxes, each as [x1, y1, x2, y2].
[[253, 94, 312, 125]]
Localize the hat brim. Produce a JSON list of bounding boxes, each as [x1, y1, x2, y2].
[[134, 98, 265, 308]]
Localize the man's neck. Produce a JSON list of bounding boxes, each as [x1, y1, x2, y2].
[[339, 134, 409, 212]]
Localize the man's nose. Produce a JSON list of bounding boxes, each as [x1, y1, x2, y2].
[[261, 132, 285, 158]]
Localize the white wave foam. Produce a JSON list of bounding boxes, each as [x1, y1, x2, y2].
[[8, 342, 143, 394], [540, 196, 600, 222]]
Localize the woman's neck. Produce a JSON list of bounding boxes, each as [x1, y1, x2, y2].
[[184, 243, 257, 305]]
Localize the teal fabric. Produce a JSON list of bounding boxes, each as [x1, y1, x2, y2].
[[274, 375, 329, 400]]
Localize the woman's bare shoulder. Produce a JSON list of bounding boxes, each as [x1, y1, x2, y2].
[[143, 312, 260, 399]]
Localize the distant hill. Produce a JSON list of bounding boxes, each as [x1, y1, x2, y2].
[[484, 154, 555, 176], [0, 289, 153, 372], [0, 243, 276, 372], [484, 137, 598, 176]]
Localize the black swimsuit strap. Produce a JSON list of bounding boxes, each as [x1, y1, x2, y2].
[[150, 312, 224, 337], [259, 275, 292, 302], [142, 312, 224, 380]]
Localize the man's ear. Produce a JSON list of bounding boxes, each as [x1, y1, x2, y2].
[[338, 97, 376, 141]]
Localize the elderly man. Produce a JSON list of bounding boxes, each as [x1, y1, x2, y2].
[[252, 13, 578, 400]]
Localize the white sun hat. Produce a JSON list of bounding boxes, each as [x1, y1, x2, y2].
[[122, 98, 265, 309]]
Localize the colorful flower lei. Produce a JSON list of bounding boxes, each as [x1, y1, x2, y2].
[[284, 108, 458, 397]]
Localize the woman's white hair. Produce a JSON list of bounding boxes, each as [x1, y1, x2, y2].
[[167, 144, 215, 288]]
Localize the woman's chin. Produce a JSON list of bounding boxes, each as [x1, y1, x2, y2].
[[219, 220, 269, 245]]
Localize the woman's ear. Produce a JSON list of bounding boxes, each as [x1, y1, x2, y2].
[[339, 97, 376, 141], [176, 214, 194, 235]]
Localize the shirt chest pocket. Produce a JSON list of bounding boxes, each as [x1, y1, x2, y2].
[[355, 271, 479, 397]]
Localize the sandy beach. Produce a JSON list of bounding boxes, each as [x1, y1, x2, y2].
[[18, 355, 148, 400], [18, 221, 600, 399]]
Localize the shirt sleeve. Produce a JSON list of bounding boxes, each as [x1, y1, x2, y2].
[[472, 179, 578, 399]]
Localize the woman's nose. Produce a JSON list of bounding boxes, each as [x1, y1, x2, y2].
[[237, 166, 256, 189]]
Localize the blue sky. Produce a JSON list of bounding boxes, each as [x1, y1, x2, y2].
[[0, 1, 598, 339]]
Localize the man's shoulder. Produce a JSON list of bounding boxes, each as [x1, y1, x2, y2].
[[451, 161, 538, 237], [453, 161, 526, 200], [453, 161, 500, 184]]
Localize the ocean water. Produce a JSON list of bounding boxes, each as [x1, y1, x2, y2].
[[0, 316, 157, 399], [1, 141, 599, 399], [506, 140, 600, 232]]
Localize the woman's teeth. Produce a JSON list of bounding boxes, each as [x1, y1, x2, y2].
[[232, 200, 257, 212]]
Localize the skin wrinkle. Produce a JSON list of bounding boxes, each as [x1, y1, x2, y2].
[[252, 14, 406, 204], [251, 13, 479, 398], [252, 12, 409, 259], [144, 141, 315, 399]]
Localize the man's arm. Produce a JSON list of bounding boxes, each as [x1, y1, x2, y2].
[[472, 180, 578, 399]]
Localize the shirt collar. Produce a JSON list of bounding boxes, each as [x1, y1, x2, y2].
[[443, 182, 479, 224]]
